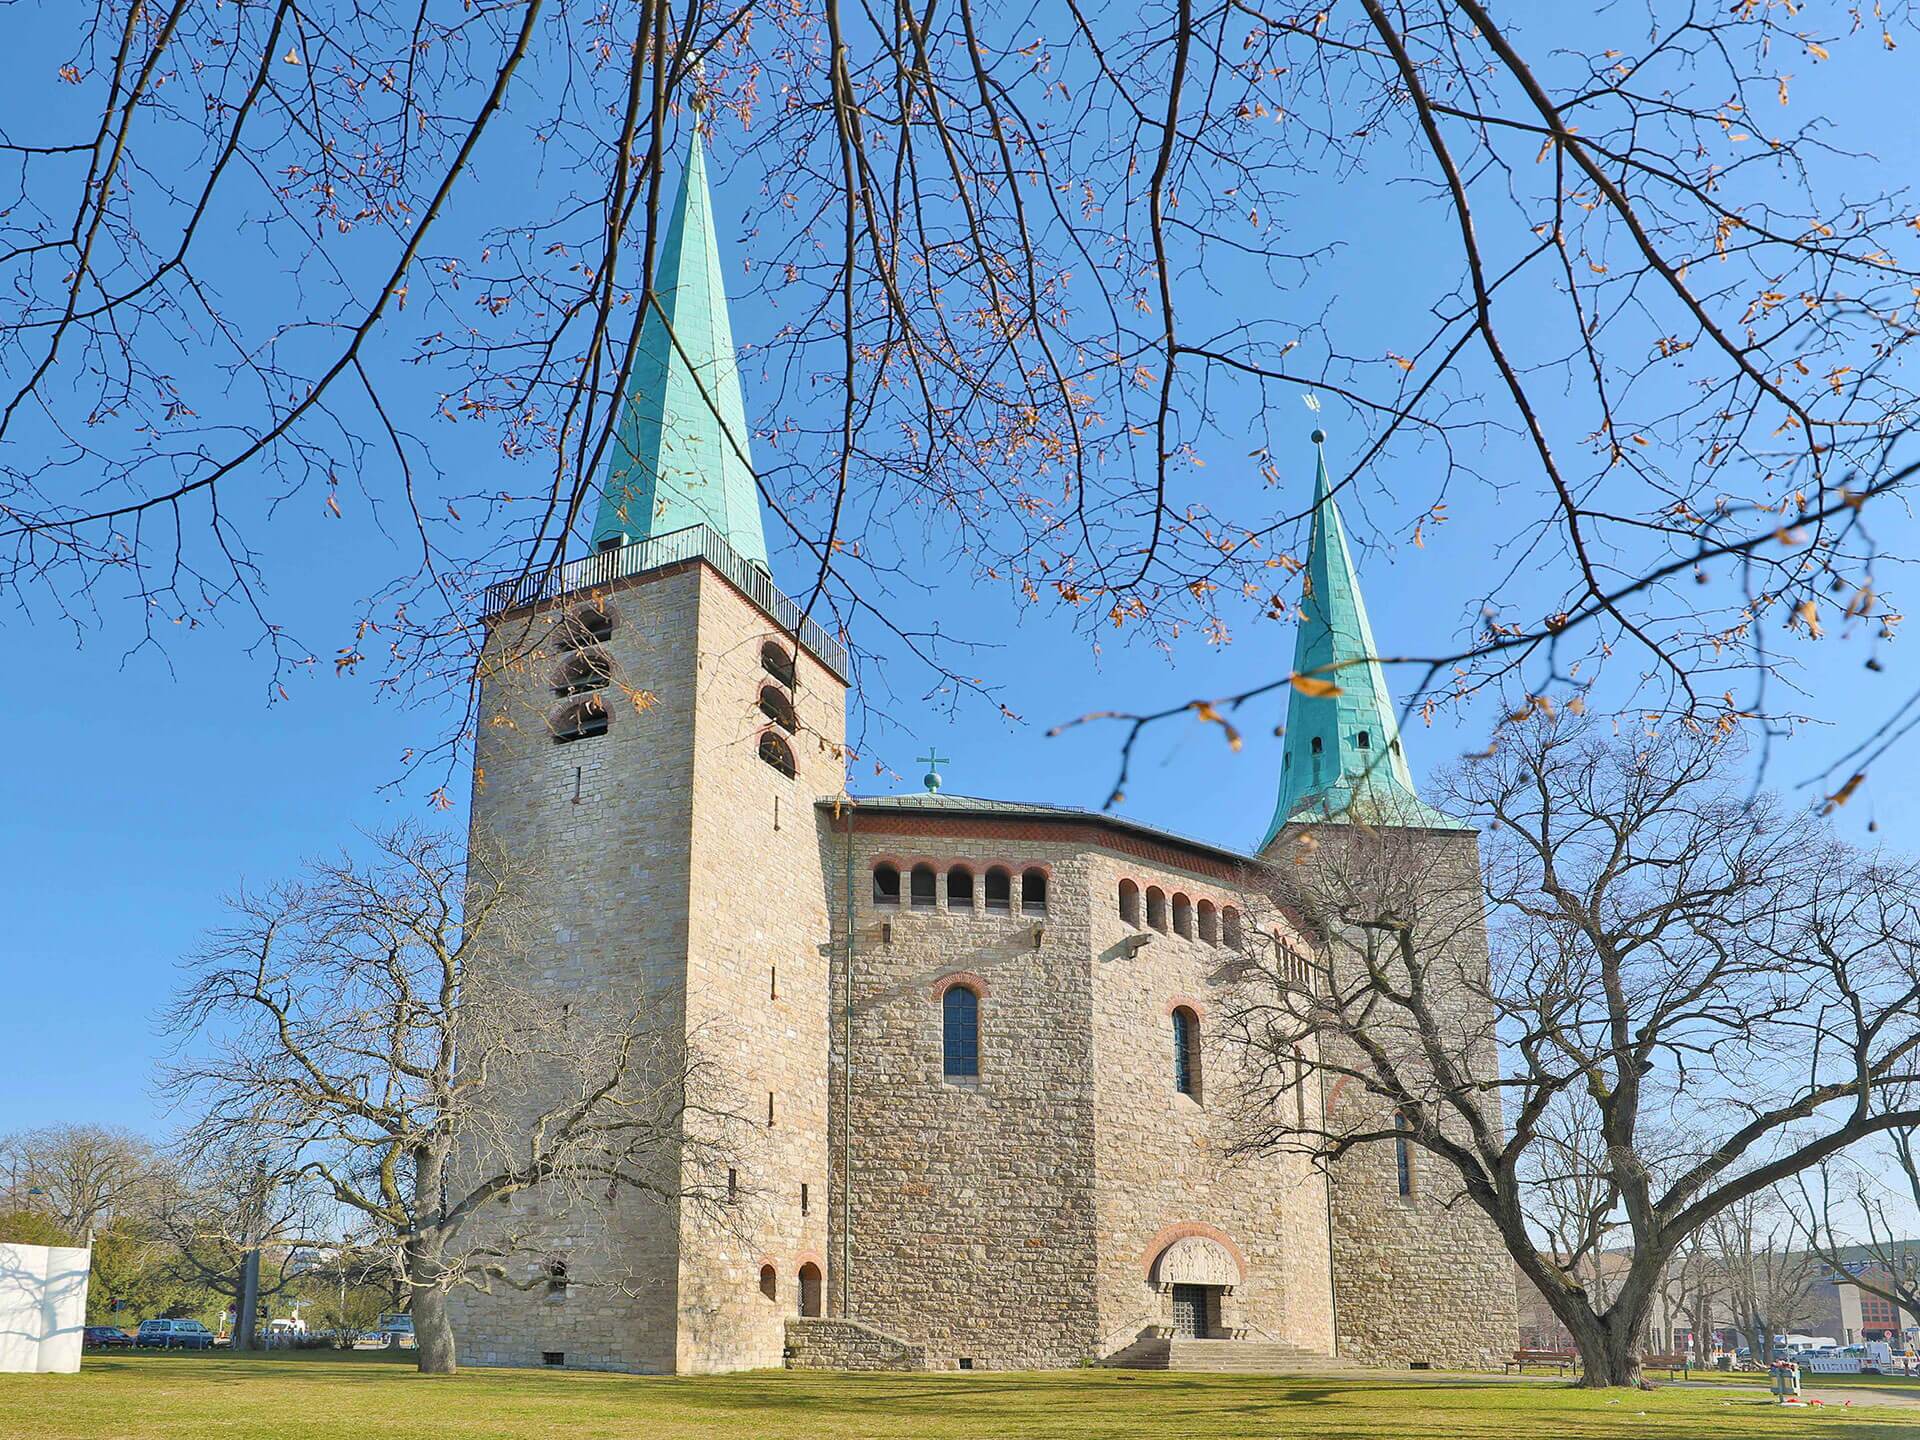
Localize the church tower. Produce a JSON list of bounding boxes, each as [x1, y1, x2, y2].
[[1261, 431, 1516, 1368], [453, 124, 846, 1374]]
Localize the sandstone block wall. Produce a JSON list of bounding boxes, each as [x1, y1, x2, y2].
[[1305, 826, 1518, 1369], [1086, 851, 1336, 1358], [784, 1317, 929, 1370], [821, 824, 1103, 1370]]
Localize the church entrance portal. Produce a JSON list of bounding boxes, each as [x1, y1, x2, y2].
[[1171, 1284, 1211, 1338]]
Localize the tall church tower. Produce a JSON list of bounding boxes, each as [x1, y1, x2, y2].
[[453, 125, 846, 1374], [1260, 431, 1516, 1368]]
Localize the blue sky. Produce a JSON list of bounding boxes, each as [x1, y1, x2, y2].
[[2, 4, 1913, 1138]]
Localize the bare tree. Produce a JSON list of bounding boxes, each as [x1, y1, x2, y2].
[[1796, 1124, 1920, 1338], [151, 1141, 336, 1346], [2, 5, 1917, 795], [1709, 1187, 1821, 1364], [0, 1124, 163, 1239], [162, 825, 718, 1374], [1226, 719, 1920, 1386]]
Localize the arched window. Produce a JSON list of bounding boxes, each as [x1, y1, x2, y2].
[[910, 863, 937, 910], [797, 1261, 823, 1318], [761, 642, 797, 688], [759, 1265, 778, 1302], [1222, 906, 1243, 948], [758, 731, 796, 777], [1394, 1112, 1415, 1198], [1171, 894, 1192, 939], [1020, 868, 1048, 915], [556, 603, 615, 650], [1145, 886, 1168, 933], [1196, 900, 1218, 945], [1119, 879, 1141, 926], [1172, 1007, 1201, 1099], [943, 985, 980, 1078], [946, 866, 974, 909], [546, 1259, 569, 1297], [1357, 730, 1371, 751], [758, 684, 797, 732], [552, 648, 612, 697], [984, 867, 1012, 913], [550, 696, 609, 744], [873, 863, 901, 907], [1310, 735, 1323, 754]]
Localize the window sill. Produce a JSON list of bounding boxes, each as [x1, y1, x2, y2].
[[942, 1074, 984, 1090]]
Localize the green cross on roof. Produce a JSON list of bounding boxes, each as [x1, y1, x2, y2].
[[917, 749, 949, 794]]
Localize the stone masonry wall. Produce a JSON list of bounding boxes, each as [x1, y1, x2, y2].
[[821, 825, 1102, 1370], [1087, 852, 1337, 1358], [1302, 825, 1518, 1369], [784, 1317, 929, 1371], [449, 568, 705, 1374], [675, 570, 844, 1373]]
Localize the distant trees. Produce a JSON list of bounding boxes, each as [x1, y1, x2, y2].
[[0, 1125, 163, 1238], [163, 825, 711, 1374], [1226, 721, 1920, 1387]]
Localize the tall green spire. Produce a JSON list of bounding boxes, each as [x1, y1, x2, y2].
[[592, 124, 769, 568], [1260, 431, 1464, 847]]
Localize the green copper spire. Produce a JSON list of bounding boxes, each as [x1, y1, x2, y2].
[[592, 124, 769, 568], [1260, 431, 1464, 847]]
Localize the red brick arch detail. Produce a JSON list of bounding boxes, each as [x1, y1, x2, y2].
[[1140, 1222, 1248, 1284], [1324, 1074, 1353, 1112], [1163, 994, 1206, 1021], [794, 1248, 825, 1272], [931, 970, 990, 1001]]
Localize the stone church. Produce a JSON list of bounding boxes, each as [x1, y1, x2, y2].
[[450, 129, 1517, 1375]]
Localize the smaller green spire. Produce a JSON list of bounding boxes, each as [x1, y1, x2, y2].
[[1260, 431, 1464, 848], [593, 124, 768, 568]]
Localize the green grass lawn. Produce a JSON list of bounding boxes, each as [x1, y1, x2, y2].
[[9, 1351, 1920, 1440]]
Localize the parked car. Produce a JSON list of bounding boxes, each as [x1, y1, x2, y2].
[[135, 1318, 215, 1350], [83, 1326, 135, 1348]]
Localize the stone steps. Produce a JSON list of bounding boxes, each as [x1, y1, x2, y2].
[[1101, 1336, 1366, 1374]]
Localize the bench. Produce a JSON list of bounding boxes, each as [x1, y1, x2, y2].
[[1505, 1349, 1578, 1375], [1643, 1353, 1691, 1379]]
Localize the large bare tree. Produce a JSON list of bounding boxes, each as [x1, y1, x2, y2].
[[1, 3, 1916, 793], [163, 825, 716, 1373], [1225, 719, 1920, 1386], [0, 1123, 163, 1239]]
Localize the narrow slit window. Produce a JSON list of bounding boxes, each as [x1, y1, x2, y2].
[[1394, 1112, 1415, 1199], [1172, 1007, 1201, 1099]]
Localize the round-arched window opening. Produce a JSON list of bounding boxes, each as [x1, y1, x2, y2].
[[1172, 1006, 1202, 1100], [1196, 899, 1219, 945], [797, 1262, 823, 1318], [758, 684, 797, 732], [942, 985, 981, 1078], [1021, 868, 1048, 916], [910, 863, 937, 910], [555, 602, 616, 651], [983, 867, 1012, 913], [1119, 879, 1141, 927], [758, 731, 796, 778], [1222, 906, 1243, 949], [759, 1265, 778, 1302], [946, 866, 975, 910], [1171, 894, 1193, 939], [873, 863, 901, 907], [1310, 735, 1324, 755], [761, 641, 798, 689], [1145, 886, 1169, 933], [551, 696, 609, 745], [552, 648, 613, 697]]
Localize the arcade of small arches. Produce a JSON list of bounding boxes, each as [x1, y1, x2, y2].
[[757, 1258, 824, 1318], [869, 859, 1049, 916], [1116, 878, 1241, 947]]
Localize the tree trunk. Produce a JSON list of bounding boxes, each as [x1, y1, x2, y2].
[[1563, 1307, 1646, 1388], [407, 1236, 456, 1375]]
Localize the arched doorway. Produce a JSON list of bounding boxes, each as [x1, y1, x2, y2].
[[1150, 1234, 1242, 1340], [796, 1261, 823, 1318]]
